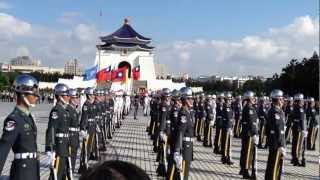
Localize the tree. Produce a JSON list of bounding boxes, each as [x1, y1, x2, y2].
[[0, 72, 9, 90], [242, 79, 265, 96]]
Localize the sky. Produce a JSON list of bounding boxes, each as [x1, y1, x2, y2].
[[0, 0, 318, 77]]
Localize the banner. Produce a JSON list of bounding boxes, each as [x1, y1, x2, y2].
[[83, 65, 97, 81]]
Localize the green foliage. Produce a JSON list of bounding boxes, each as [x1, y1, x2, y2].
[[242, 79, 265, 96], [0, 72, 9, 90], [187, 51, 319, 99]]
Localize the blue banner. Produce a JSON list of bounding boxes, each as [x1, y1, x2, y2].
[[83, 65, 98, 81]]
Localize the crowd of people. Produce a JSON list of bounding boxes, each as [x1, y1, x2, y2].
[[0, 89, 55, 103], [0, 74, 318, 180]]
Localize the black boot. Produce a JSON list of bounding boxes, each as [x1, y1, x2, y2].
[[242, 170, 251, 179]]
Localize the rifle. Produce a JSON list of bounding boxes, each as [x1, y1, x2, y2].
[[49, 129, 58, 180], [253, 143, 258, 179], [163, 136, 168, 172], [229, 130, 233, 162], [67, 156, 74, 180], [78, 133, 88, 173], [301, 133, 306, 166]]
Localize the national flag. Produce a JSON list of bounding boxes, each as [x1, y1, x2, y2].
[[83, 65, 98, 81], [121, 68, 128, 84], [112, 67, 126, 82], [132, 65, 140, 80], [96, 65, 112, 82]]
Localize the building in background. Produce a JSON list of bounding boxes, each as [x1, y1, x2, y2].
[[64, 59, 83, 75], [0, 56, 64, 74], [10, 56, 41, 66]]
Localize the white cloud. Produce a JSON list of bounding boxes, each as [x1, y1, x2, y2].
[[0, 13, 317, 77], [0, 13, 31, 39], [155, 15, 319, 77], [0, 12, 99, 68]]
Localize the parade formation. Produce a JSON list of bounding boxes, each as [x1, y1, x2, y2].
[[0, 74, 318, 180]]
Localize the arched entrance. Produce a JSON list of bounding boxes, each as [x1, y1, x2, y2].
[[118, 61, 131, 78]]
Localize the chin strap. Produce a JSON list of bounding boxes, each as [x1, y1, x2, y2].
[[22, 95, 35, 107], [59, 96, 69, 105]]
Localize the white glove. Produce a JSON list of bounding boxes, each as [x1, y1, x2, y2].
[[46, 151, 54, 167], [279, 147, 286, 157], [96, 126, 101, 133], [316, 125, 319, 129], [302, 131, 308, 138], [80, 130, 87, 138], [210, 121, 215, 126], [159, 131, 166, 141], [253, 135, 258, 145], [174, 152, 183, 171], [227, 128, 233, 134]]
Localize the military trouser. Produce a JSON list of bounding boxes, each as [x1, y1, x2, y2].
[[240, 136, 254, 173], [148, 114, 154, 135], [265, 148, 283, 180], [78, 136, 88, 173], [10, 159, 40, 180], [86, 129, 99, 161], [153, 122, 160, 152], [157, 137, 169, 176], [197, 118, 205, 141], [134, 106, 138, 119], [167, 140, 193, 180], [291, 128, 303, 163], [307, 126, 318, 150], [194, 117, 200, 137], [69, 133, 79, 173], [221, 128, 232, 162], [144, 104, 150, 116], [203, 120, 213, 147], [233, 117, 241, 138], [214, 124, 222, 154], [106, 113, 113, 139], [258, 119, 267, 148], [150, 114, 159, 139], [50, 155, 72, 180], [285, 123, 292, 143]]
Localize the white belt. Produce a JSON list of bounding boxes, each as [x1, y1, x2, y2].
[[259, 116, 264, 118], [294, 119, 300, 122], [242, 122, 247, 124], [270, 130, 275, 134], [166, 120, 171, 124], [69, 127, 79, 132], [102, 113, 106, 115], [183, 137, 192, 142], [14, 152, 37, 159], [88, 119, 95, 122], [56, 133, 69, 138]]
